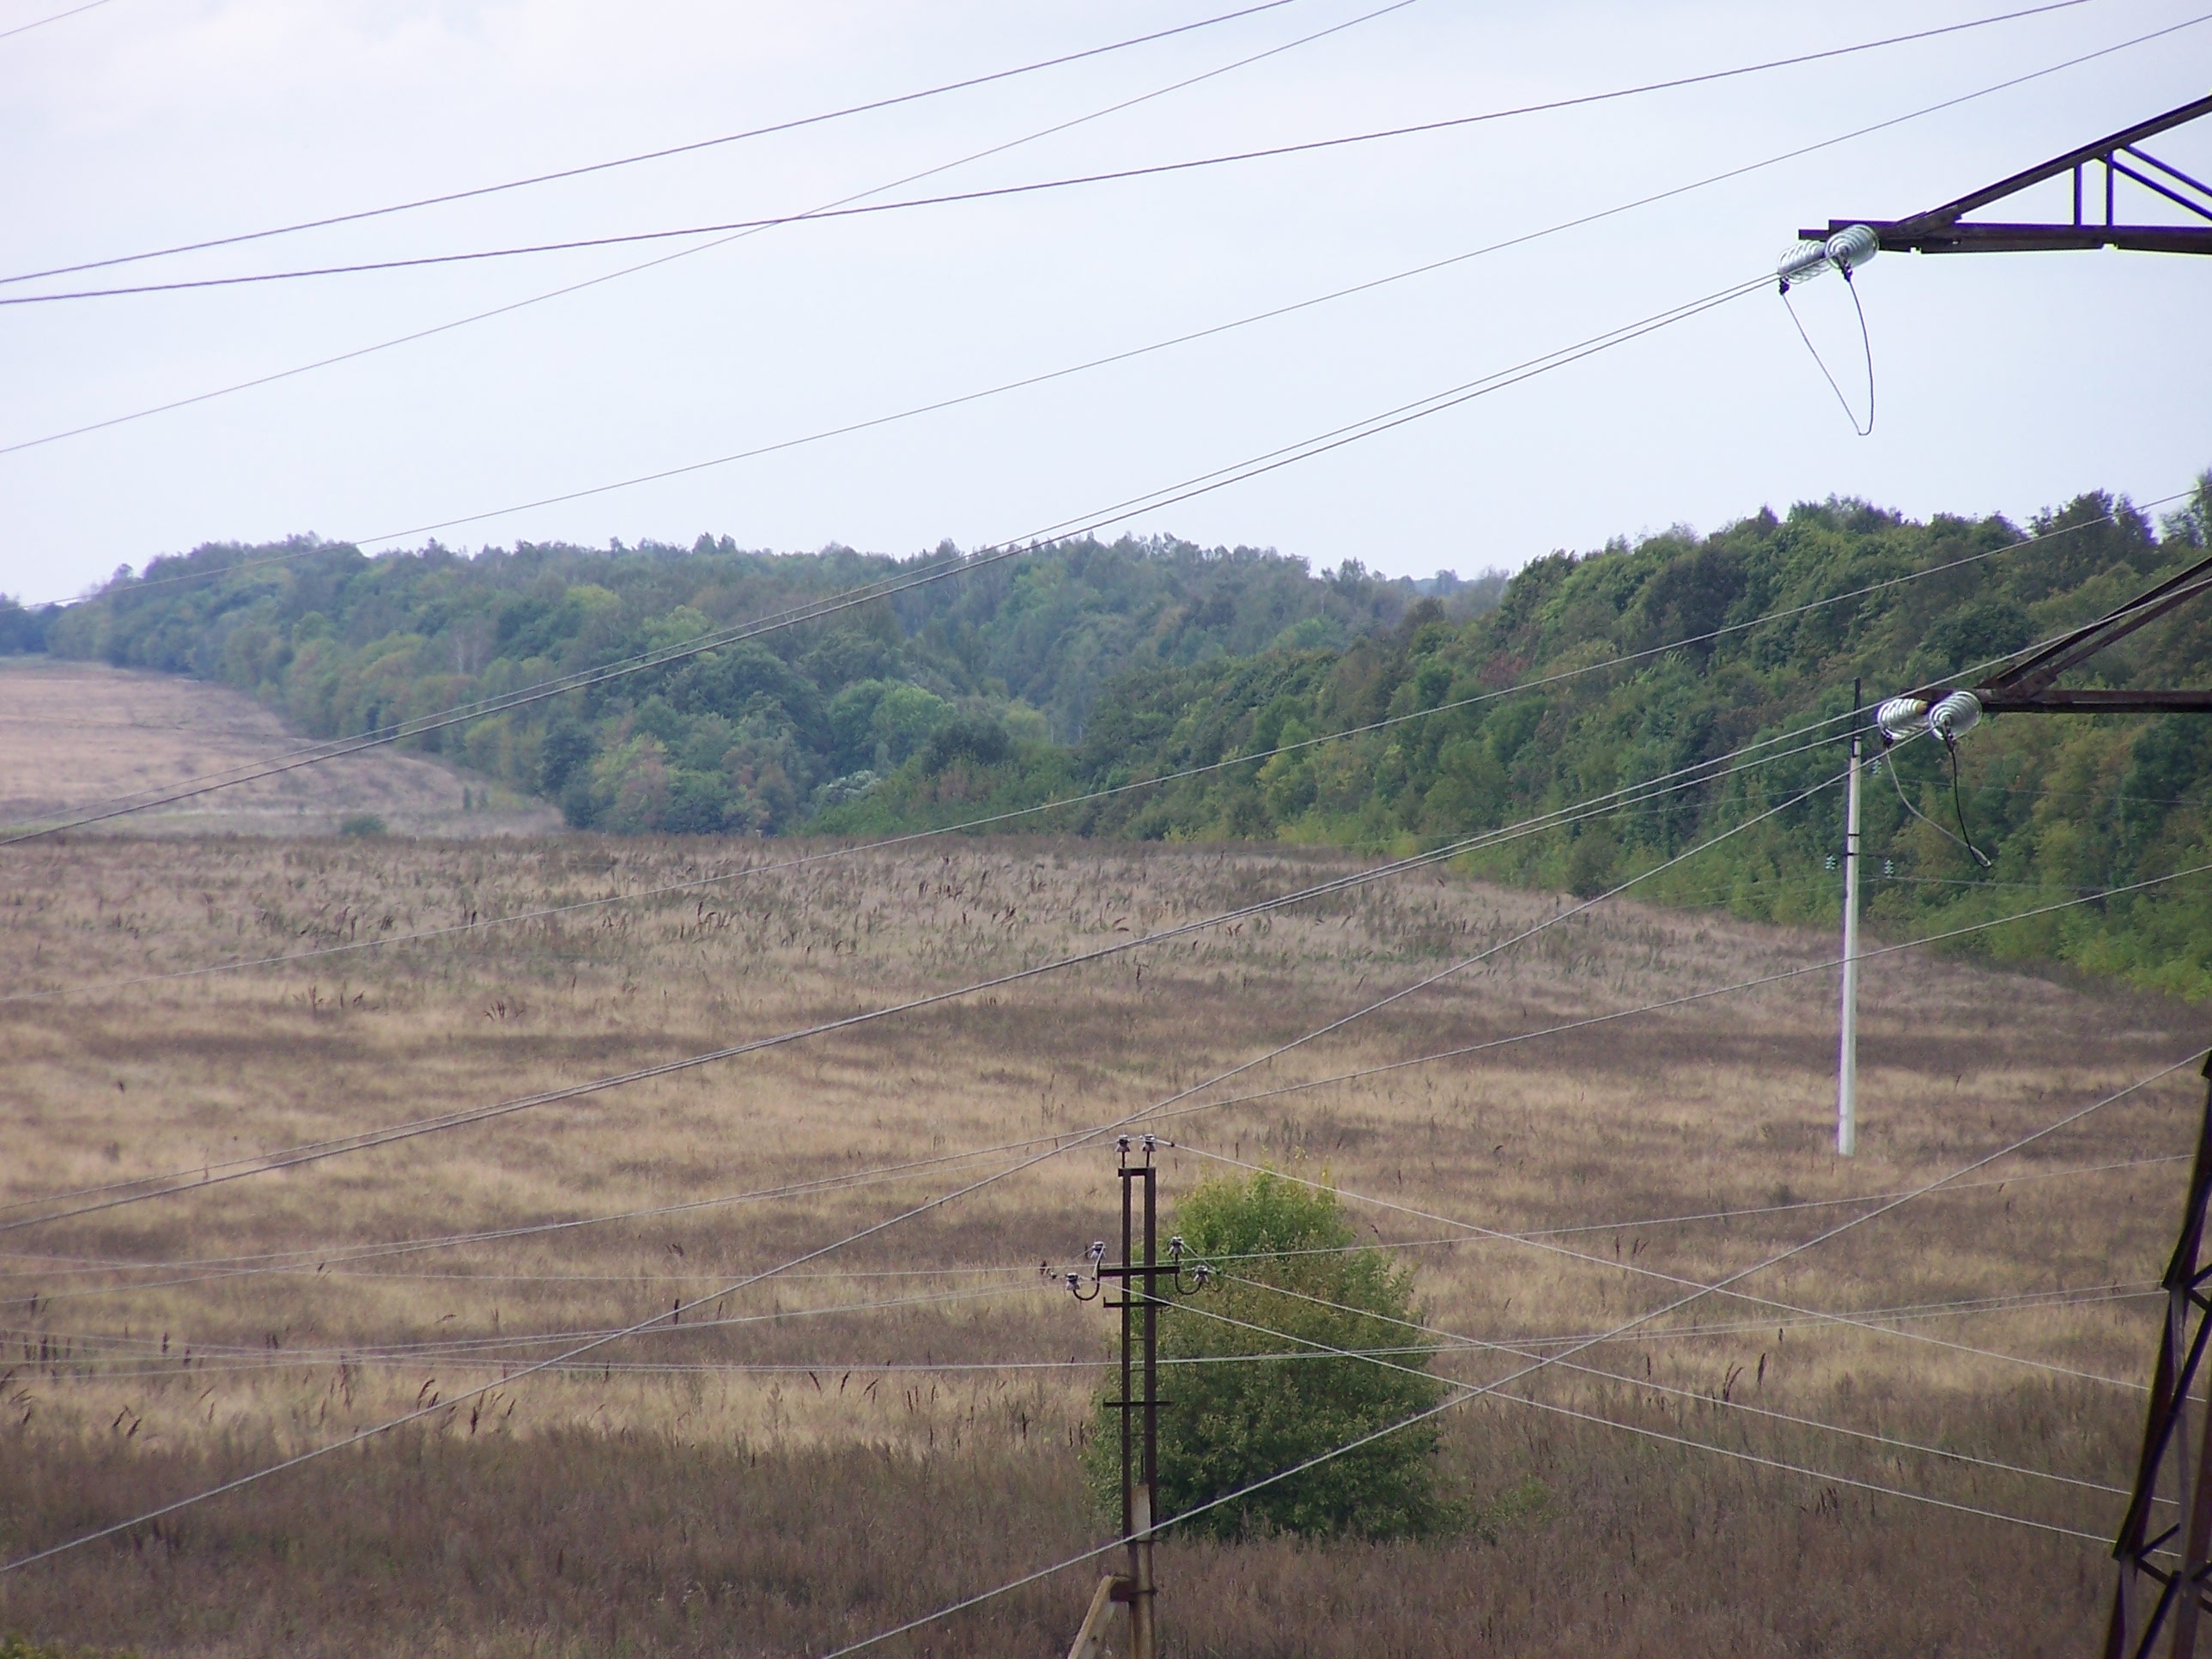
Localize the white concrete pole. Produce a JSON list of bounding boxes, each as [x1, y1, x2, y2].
[[1838, 687, 1863, 1157]]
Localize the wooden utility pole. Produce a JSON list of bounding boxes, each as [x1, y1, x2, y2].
[[1057, 1135, 1209, 1659], [1110, 1136, 1162, 1659]]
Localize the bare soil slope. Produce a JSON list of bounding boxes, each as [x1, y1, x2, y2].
[[0, 657, 560, 836]]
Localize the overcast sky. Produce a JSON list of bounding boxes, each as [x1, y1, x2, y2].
[[2, 0, 2207, 603]]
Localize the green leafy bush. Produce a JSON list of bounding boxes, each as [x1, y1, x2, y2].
[[1085, 1170, 1448, 1540]]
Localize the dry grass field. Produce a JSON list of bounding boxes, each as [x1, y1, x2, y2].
[[0, 820, 2203, 1656], [0, 659, 559, 836]]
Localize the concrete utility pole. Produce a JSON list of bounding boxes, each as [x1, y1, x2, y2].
[[1837, 681, 1863, 1158]]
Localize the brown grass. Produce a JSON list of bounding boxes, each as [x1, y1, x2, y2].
[[0, 827, 2199, 1655]]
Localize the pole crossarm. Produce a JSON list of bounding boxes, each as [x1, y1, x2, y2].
[[1802, 92, 2212, 256], [1905, 549, 2212, 716]]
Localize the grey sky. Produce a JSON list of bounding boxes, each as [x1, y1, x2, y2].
[[2, 0, 2206, 604]]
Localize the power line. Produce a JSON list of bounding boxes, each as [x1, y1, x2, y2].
[[11, 756, 2191, 1338], [3, 1154, 2174, 1293], [0, 1, 2092, 289], [0, 781, 2148, 1578], [3, 3, 2124, 307], [4, 1279, 1039, 1368], [9, 725, 2184, 1280], [40, 1287, 2154, 1387], [1139, 848, 2212, 1134], [14, 487, 2161, 1000], [1511, 1393, 2109, 1540], [0, 0, 1325, 288], [811, 1056, 2196, 1656], [0, 0, 113, 43], [1178, 1142, 2170, 1391], [0, 750, 1850, 1572], [9, 767, 1859, 1407], [1, 271, 1770, 842], [1182, 1281, 2130, 1509], [0, 2, 1390, 471], [0, 717, 1850, 1232], [0, 6, 2169, 469]]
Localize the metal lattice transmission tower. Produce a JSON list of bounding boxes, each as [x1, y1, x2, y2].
[[1810, 88, 2212, 1630], [2110, 1059, 2212, 1658]]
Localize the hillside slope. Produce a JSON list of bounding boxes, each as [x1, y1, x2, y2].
[[830, 483, 2212, 997], [21, 477, 2212, 993]]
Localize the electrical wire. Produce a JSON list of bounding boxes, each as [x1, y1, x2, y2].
[[0, 0, 2094, 291], [2, 1280, 1039, 1369], [0, 2, 1393, 471], [1137, 845, 2212, 1136], [0, 272, 1770, 843], [11, 783, 2197, 1365], [22, 465, 2183, 842], [1887, 740, 1994, 868], [3, 8, 2180, 479], [1186, 1279, 2130, 1500], [0, 0, 1325, 287], [16, 1274, 2156, 1389], [1945, 732, 1996, 867], [1177, 1145, 2166, 1392], [0, 0, 112, 43], [5, 1150, 2172, 1308], [1780, 264, 1876, 437], [3, 4, 2126, 307], [0, 745, 1855, 1572], [10, 751, 2191, 1293], [11, 771, 1858, 1393], [12, 488, 2172, 1006], [1510, 1393, 2108, 1540], [2, 861, 2169, 1584], [0, 714, 1854, 1231]]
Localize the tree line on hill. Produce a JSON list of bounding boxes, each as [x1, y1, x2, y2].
[[26, 533, 1490, 835], [21, 472, 2212, 997]]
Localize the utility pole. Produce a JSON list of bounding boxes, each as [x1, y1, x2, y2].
[[1114, 1135, 1162, 1659], [1055, 1135, 1209, 1659], [1837, 680, 1863, 1158]]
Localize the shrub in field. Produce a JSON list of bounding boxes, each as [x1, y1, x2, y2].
[[1086, 1170, 1449, 1540], [336, 811, 386, 836]]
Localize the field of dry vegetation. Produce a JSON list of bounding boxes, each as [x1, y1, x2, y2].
[[0, 820, 2203, 1656], [0, 660, 558, 838]]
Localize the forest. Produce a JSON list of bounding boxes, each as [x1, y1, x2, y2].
[[22, 472, 2212, 997]]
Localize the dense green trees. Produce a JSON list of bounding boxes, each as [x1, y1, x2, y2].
[[840, 479, 2212, 998], [45, 533, 1456, 836], [1082, 1171, 1447, 1540]]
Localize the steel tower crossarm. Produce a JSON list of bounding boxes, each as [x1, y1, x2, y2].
[[1803, 92, 2212, 256]]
